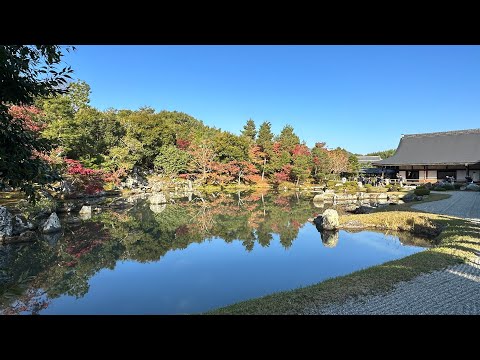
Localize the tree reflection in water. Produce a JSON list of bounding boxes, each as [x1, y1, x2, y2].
[[0, 191, 431, 314]]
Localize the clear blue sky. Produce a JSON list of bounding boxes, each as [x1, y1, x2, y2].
[[63, 45, 480, 154]]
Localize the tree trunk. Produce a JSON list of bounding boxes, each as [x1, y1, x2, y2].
[[261, 157, 266, 180]]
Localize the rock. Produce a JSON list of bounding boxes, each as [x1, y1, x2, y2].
[[321, 209, 339, 230], [42, 212, 62, 234], [149, 193, 167, 205], [149, 204, 166, 213], [124, 174, 148, 190], [460, 186, 467, 191], [313, 201, 324, 208], [321, 230, 339, 248], [12, 215, 34, 235], [313, 194, 324, 203], [313, 216, 323, 226], [466, 183, 480, 191], [415, 196, 423, 201], [355, 205, 374, 214], [0, 206, 14, 238], [79, 205, 92, 215], [402, 193, 416, 203], [344, 204, 358, 213], [79, 212, 92, 220]]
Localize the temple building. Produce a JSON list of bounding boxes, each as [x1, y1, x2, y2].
[[374, 129, 480, 183]]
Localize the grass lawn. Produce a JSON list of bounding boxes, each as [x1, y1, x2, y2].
[[208, 201, 480, 314]]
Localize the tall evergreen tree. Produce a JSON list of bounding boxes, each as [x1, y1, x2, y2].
[[256, 121, 274, 151], [256, 121, 274, 180], [241, 118, 257, 141], [277, 124, 300, 153]]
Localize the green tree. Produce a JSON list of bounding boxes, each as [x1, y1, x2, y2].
[[276, 124, 300, 153], [311, 142, 332, 181], [348, 154, 361, 174], [213, 131, 249, 163], [256, 121, 274, 179], [256, 121, 274, 151], [154, 145, 190, 178], [67, 80, 91, 112], [366, 149, 395, 159], [0, 45, 73, 200], [241, 118, 257, 142]]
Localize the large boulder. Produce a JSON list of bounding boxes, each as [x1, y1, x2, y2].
[[149, 193, 167, 205], [321, 209, 339, 230], [42, 213, 62, 234], [0, 206, 13, 238], [466, 183, 480, 191]]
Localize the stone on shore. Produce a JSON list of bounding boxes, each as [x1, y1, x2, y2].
[[42, 212, 62, 234], [321, 209, 339, 230]]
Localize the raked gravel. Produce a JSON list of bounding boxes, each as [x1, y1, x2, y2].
[[302, 257, 480, 315], [302, 193, 480, 315], [412, 190, 480, 219]]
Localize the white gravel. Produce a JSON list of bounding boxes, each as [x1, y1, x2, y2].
[[302, 193, 480, 315], [302, 257, 480, 315], [412, 191, 480, 219]]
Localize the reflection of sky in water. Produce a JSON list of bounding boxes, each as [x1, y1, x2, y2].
[[40, 224, 425, 315]]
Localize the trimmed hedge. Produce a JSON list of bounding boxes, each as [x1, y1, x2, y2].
[[414, 188, 431, 196]]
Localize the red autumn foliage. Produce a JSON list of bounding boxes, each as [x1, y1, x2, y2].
[[176, 138, 191, 150], [8, 105, 46, 132], [64, 158, 104, 194], [292, 144, 311, 157]]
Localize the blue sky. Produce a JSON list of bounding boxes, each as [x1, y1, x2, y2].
[[63, 45, 480, 154]]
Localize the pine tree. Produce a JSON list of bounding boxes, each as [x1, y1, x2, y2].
[[256, 121, 274, 180], [241, 118, 257, 142], [276, 124, 300, 153]]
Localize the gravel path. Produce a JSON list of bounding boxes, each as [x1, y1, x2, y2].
[[302, 194, 480, 314], [302, 257, 480, 314], [412, 191, 480, 219]]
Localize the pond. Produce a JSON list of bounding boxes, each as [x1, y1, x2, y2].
[[0, 192, 429, 314]]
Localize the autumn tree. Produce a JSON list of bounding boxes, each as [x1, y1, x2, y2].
[[188, 139, 217, 184], [328, 147, 350, 175]]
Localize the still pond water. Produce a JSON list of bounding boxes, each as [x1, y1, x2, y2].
[[0, 192, 428, 314]]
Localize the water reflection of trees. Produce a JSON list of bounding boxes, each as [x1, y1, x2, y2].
[[0, 191, 317, 313]]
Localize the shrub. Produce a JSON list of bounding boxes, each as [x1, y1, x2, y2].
[[278, 181, 296, 190], [442, 183, 455, 190], [388, 184, 401, 192], [454, 183, 463, 190], [414, 188, 430, 196], [433, 187, 446, 191], [364, 184, 372, 189]]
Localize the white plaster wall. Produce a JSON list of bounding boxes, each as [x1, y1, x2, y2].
[[427, 169, 437, 180]]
